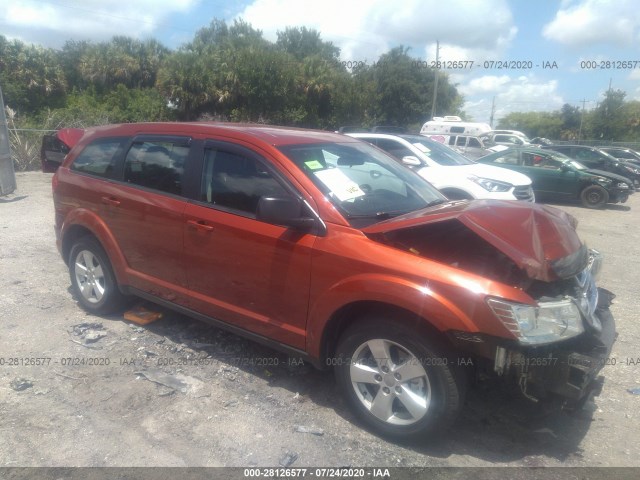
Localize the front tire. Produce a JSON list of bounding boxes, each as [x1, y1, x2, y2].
[[69, 236, 127, 314], [580, 185, 609, 209], [334, 317, 465, 440]]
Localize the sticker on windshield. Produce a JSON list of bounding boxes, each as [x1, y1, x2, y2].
[[412, 143, 431, 154], [314, 168, 365, 202], [304, 160, 325, 170]]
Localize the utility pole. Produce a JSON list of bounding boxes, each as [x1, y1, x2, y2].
[[489, 96, 496, 128], [578, 98, 588, 142], [430, 40, 440, 120]]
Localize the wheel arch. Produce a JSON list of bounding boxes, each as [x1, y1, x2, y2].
[[60, 209, 129, 285], [318, 301, 456, 370]]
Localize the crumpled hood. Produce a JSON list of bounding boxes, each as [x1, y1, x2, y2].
[[362, 200, 586, 282]]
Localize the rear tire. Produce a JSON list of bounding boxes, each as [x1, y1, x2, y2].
[[580, 185, 609, 209], [69, 236, 127, 314], [334, 316, 465, 441]]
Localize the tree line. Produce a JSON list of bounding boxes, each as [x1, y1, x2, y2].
[[497, 89, 640, 142], [0, 18, 463, 135]]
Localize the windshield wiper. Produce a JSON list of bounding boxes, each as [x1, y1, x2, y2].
[[424, 199, 447, 208], [346, 211, 405, 220]]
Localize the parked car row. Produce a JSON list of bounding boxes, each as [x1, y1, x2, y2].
[[540, 145, 640, 188], [477, 147, 634, 208], [44, 122, 616, 441]]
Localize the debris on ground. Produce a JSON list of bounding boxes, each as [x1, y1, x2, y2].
[[69, 322, 107, 346], [10, 378, 33, 391], [533, 428, 558, 438], [70, 322, 104, 336], [627, 388, 640, 395], [135, 368, 189, 393], [124, 304, 163, 325], [293, 425, 325, 436], [134, 368, 206, 396], [279, 451, 299, 467]]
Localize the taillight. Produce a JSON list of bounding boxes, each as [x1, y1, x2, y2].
[[52, 172, 59, 193]]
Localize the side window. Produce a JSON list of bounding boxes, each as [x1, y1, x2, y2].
[[70, 138, 124, 178], [201, 149, 288, 215], [572, 149, 602, 168], [468, 138, 481, 148], [493, 151, 519, 165], [524, 153, 560, 169], [124, 140, 189, 196], [455, 136, 467, 147], [495, 135, 519, 145], [375, 139, 414, 160]]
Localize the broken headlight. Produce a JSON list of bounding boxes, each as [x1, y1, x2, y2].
[[487, 297, 584, 345], [469, 176, 512, 193]]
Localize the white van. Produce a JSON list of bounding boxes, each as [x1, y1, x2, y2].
[[420, 116, 492, 137]]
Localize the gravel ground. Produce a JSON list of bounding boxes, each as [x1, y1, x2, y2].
[[1, 172, 639, 469]]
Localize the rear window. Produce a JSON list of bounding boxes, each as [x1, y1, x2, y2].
[[123, 140, 190, 196], [70, 138, 126, 178]]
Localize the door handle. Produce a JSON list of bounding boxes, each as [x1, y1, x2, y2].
[[101, 196, 121, 206], [187, 219, 214, 232]]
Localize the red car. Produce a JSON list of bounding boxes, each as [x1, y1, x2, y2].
[[50, 122, 616, 440]]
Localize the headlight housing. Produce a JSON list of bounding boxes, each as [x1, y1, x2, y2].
[[487, 297, 584, 345], [617, 182, 629, 189], [469, 175, 512, 192]]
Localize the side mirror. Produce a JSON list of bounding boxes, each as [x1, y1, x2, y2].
[[401, 155, 422, 167], [257, 195, 316, 230]]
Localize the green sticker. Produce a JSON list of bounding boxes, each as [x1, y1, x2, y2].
[[304, 160, 324, 170]]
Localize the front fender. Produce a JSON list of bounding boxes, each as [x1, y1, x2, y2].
[[306, 273, 483, 358]]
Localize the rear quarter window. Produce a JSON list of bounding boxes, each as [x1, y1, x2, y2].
[[70, 138, 126, 178]]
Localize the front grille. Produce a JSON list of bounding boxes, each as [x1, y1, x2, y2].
[[513, 185, 535, 202]]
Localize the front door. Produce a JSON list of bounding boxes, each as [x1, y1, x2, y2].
[[182, 141, 315, 349], [519, 151, 578, 199]]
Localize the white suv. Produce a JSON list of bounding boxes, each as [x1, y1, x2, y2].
[[347, 133, 534, 201]]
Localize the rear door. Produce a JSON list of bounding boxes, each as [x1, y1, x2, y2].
[[182, 140, 316, 349], [100, 135, 193, 299]]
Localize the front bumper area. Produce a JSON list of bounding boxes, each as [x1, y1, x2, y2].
[[609, 186, 630, 203], [504, 294, 616, 403], [449, 288, 617, 405]]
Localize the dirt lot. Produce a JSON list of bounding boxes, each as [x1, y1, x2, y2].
[[1, 172, 639, 468]]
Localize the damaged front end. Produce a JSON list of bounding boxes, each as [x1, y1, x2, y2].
[[482, 249, 617, 405], [364, 200, 617, 407]]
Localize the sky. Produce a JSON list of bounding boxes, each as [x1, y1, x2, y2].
[[2, 0, 640, 124]]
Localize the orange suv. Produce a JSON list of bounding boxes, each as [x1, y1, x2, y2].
[[50, 122, 616, 440]]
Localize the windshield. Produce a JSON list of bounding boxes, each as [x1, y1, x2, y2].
[[279, 142, 446, 227], [400, 135, 475, 166]]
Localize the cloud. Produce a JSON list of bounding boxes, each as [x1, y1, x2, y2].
[[459, 74, 565, 123], [1, 0, 198, 48], [238, 0, 516, 61], [543, 0, 640, 48]]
